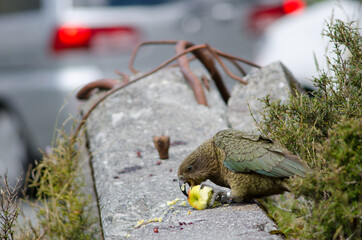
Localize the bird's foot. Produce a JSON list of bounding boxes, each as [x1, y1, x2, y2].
[[211, 190, 233, 206], [200, 183, 232, 206]]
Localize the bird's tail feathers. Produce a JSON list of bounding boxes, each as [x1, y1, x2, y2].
[[282, 152, 310, 178]]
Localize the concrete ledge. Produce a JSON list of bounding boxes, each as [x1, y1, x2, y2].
[[228, 61, 304, 131], [82, 68, 282, 239], [131, 204, 280, 240]]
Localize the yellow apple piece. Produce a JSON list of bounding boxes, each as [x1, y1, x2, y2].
[[187, 185, 213, 210]]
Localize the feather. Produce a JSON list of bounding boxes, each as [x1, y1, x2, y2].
[[214, 129, 310, 178]]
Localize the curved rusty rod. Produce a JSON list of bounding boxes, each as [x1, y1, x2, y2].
[[204, 44, 248, 85], [201, 75, 210, 91], [228, 58, 247, 76], [129, 40, 261, 103], [213, 49, 261, 69], [72, 44, 211, 141], [168, 55, 196, 68], [76, 79, 120, 100], [130, 40, 230, 104], [181, 41, 231, 103], [115, 70, 130, 83], [176, 41, 208, 106], [129, 40, 178, 74]]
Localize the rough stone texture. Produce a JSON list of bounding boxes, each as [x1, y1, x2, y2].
[[131, 203, 279, 240], [228, 61, 304, 131], [82, 68, 282, 239]]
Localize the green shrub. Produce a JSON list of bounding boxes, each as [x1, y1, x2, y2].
[[28, 128, 100, 240], [258, 19, 361, 239], [294, 118, 361, 239]]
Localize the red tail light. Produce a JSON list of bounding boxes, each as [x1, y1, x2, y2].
[[283, 0, 305, 14], [248, 0, 305, 34], [54, 25, 92, 50], [52, 24, 140, 53]]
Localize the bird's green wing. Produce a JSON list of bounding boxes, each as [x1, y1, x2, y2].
[[213, 129, 309, 178]]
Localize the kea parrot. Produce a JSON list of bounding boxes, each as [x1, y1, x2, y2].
[[178, 129, 310, 204]]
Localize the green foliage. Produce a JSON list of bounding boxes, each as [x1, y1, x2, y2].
[[259, 19, 361, 168], [28, 128, 100, 239], [0, 114, 101, 239], [294, 118, 361, 239], [258, 19, 361, 239]]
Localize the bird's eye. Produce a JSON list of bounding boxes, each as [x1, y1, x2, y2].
[[187, 165, 192, 171]]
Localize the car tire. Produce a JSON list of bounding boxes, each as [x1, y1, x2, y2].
[[0, 107, 29, 187]]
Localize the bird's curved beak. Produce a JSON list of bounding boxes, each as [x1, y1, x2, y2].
[[178, 176, 189, 197]]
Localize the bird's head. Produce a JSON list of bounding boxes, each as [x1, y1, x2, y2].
[[178, 139, 217, 197]]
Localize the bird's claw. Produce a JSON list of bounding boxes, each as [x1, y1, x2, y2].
[[200, 184, 232, 206], [210, 190, 232, 206]]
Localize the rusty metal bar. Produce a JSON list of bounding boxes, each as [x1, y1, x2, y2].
[[77, 79, 120, 100], [129, 40, 178, 73], [212, 48, 261, 68], [153, 136, 170, 159], [228, 58, 247, 76], [115, 70, 130, 83], [204, 44, 248, 85], [180, 41, 230, 103], [201, 75, 210, 91], [176, 40, 208, 106]]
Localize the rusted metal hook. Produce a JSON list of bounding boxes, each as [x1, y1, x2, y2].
[[176, 41, 208, 106], [129, 40, 261, 105], [77, 79, 120, 100], [176, 41, 231, 104]]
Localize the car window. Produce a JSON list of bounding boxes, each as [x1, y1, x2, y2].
[[73, 0, 177, 7], [0, 0, 41, 14]]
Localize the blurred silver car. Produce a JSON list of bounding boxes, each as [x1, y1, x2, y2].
[[0, 0, 265, 184], [253, 0, 361, 90]]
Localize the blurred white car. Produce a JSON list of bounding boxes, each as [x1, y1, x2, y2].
[[1, 0, 265, 184], [253, 0, 361, 90]]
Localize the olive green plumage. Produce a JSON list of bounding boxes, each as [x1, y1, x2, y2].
[[178, 129, 310, 202]]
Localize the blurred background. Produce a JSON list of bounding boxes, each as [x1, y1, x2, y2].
[[0, 0, 360, 186]]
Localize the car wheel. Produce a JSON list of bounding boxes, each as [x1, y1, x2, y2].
[[0, 108, 29, 187]]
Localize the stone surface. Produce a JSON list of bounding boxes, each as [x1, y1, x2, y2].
[[227, 61, 304, 131], [82, 68, 282, 239], [131, 203, 280, 240]]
